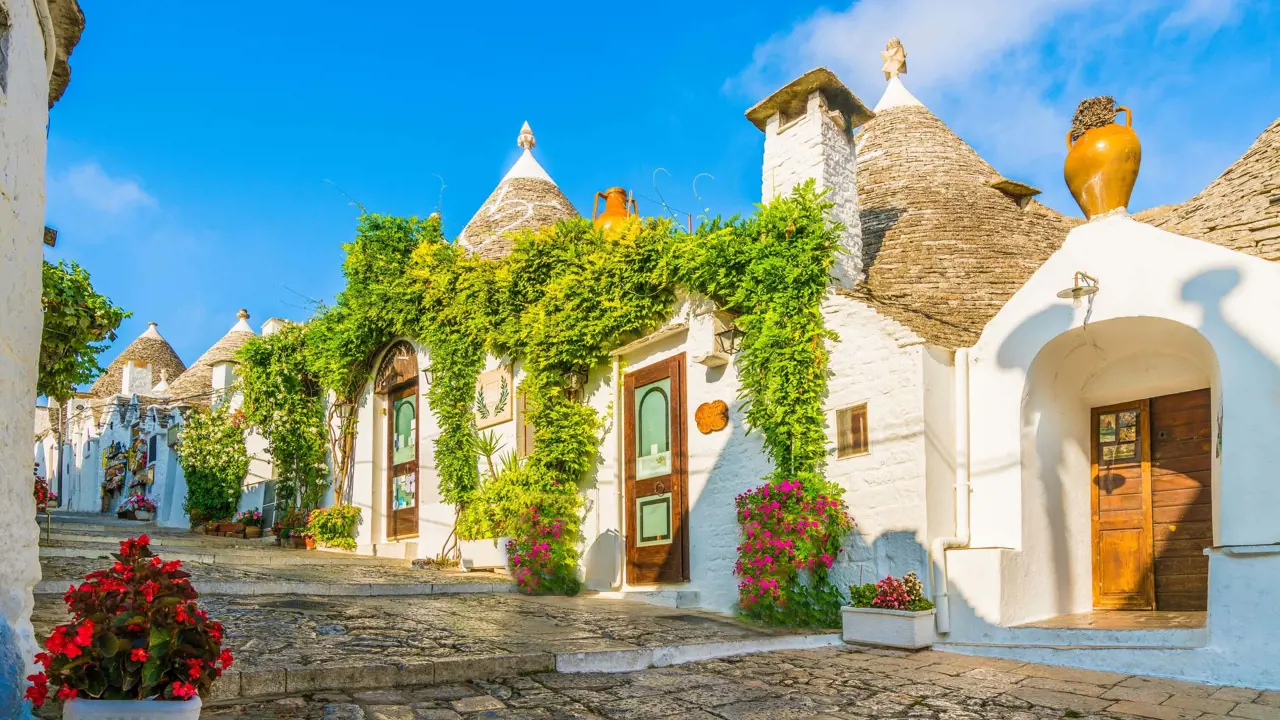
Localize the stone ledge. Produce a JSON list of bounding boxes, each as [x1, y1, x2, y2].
[[33, 579, 513, 596], [210, 653, 555, 701]]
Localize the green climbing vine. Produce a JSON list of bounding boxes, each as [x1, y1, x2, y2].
[[176, 403, 250, 523], [235, 181, 848, 616], [38, 260, 131, 402]]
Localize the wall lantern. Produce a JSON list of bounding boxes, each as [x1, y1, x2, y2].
[[421, 365, 433, 385], [333, 400, 354, 423], [564, 369, 587, 397], [696, 310, 744, 368], [1056, 271, 1100, 304]]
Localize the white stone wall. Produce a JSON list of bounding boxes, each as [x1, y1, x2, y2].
[[821, 294, 937, 594], [761, 92, 862, 288], [0, 0, 55, 669]]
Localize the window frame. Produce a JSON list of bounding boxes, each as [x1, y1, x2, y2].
[[836, 402, 870, 459]]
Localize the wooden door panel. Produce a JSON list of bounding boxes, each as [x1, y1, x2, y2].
[[1098, 509, 1146, 530], [1150, 388, 1211, 611], [1092, 400, 1154, 610], [624, 354, 688, 585], [1098, 528, 1148, 599], [1099, 494, 1143, 512], [386, 383, 420, 541]]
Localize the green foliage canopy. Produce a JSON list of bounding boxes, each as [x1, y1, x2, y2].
[[38, 260, 131, 401], [177, 403, 249, 522]]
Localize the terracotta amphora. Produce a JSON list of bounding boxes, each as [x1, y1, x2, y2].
[[592, 187, 638, 235], [1064, 106, 1141, 219]]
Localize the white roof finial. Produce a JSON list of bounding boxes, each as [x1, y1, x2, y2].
[[882, 37, 907, 80], [141, 322, 162, 339], [517, 121, 536, 151], [231, 308, 254, 333]]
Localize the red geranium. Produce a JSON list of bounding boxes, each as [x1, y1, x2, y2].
[[25, 534, 233, 708]]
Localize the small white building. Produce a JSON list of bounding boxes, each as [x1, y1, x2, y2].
[[44, 311, 277, 529], [338, 42, 1280, 688]]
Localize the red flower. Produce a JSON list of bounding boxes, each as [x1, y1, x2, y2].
[[131, 648, 149, 662], [34, 652, 51, 669], [218, 648, 234, 670], [139, 580, 160, 602], [171, 681, 197, 700], [57, 685, 78, 700], [137, 533, 151, 546], [24, 672, 48, 708], [74, 620, 95, 647]]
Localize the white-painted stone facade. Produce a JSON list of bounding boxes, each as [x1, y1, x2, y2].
[[0, 0, 72, 676], [761, 90, 863, 288]]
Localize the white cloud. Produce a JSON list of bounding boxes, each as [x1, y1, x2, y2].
[[1161, 0, 1245, 33], [50, 162, 157, 215]]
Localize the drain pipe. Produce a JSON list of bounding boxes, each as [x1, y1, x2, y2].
[[612, 354, 626, 589], [931, 348, 972, 634]]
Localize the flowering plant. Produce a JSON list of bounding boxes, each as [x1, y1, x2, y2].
[[734, 472, 853, 628], [34, 476, 58, 512], [118, 494, 157, 514], [506, 499, 581, 596], [24, 534, 233, 708], [306, 505, 361, 550], [850, 571, 934, 612], [233, 509, 263, 527]]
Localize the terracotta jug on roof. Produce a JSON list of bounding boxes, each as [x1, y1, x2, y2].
[[1064, 105, 1142, 219], [592, 187, 638, 235]]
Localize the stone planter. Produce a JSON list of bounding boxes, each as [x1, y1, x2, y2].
[[245, 526, 262, 539], [841, 606, 936, 649], [459, 537, 510, 571], [63, 696, 202, 719], [291, 536, 307, 549], [134, 510, 153, 521], [117, 510, 136, 521]]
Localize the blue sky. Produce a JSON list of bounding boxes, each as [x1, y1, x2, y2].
[[45, 0, 1277, 372]]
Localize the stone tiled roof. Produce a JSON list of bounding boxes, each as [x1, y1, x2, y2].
[[459, 123, 578, 260], [89, 324, 187, 398], [168, 319, 256, 406], [47, 0, 84, 107], [847, 98, 1079, 349], [1135, 119, 1280, 260]]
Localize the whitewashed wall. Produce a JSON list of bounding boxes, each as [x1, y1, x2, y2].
[[944, 215, 1280, 688], [0, 0, 54, 669]]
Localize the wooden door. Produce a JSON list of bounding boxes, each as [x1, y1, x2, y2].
[[1091, 400, 1155, 609], [624, 354, 689, 584], [1150, 389, 1212, 610], [386, 382, 419, 541]]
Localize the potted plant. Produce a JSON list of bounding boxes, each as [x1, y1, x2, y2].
[[24, 533, 234, 719], [842, 572, 936, 649], [234, 509, 263, 539], [119, 495, 157, 522], [305, 505, 361, 551], [457, 431, 514, 571], [34, 475, 58, 513], [278, 509, 310, 549]]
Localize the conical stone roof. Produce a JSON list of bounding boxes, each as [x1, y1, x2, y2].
[[459, 122, 578, 260], [89, 322, 187, 398], [167, 310, 257, 406], [847, 73, 1078, 348], [1135, 118, 1280, 260]]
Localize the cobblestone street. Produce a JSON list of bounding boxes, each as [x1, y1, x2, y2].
[[191, 646, 1280, 720]]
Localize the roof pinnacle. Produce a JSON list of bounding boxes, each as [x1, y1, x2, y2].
[[882, 37, 907, 80], [517, 121, 536, 151]]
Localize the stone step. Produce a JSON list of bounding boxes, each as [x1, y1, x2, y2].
[[46, 530, 275, 549], [39, 544, 412, 567], [35, 578, 512, 597]]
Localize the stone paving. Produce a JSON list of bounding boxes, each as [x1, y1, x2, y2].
[[38, 555, 509, 588], [32, 593, 814, 674], [184, 646, 1280, 720]]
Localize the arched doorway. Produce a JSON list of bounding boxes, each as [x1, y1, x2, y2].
[[375, 341, 419, 541], [1022, 317, 1219, 618]]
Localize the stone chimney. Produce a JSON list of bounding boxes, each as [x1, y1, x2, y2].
[[261, 317, 288, 336], [747, 68, 873, 289], [120, 360, 152, 396]]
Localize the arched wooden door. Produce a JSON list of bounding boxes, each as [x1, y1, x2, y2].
[[376, 342, 419, 541]]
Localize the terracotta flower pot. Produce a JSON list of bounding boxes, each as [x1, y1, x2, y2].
[[1064, 106, 1141, 219], [592, 187, 638, 235], [304, 536, 316, 550], [245, 526, 262, 539]]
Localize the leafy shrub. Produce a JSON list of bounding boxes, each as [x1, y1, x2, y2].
[[734, 473, 853, 628], [277, 508, 311, 539], [850, 571, 934, 612], [34, 476, 58, 512], [507, 502, 581, 596], [306, 505, 362, 550], [177, 404, 249, 523], [25, 535, 232, 707]]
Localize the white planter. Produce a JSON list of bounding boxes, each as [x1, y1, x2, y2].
[[133, 510, 153, 521], [459, 537, 509, 571], [841, 606, 936, 649], [64, 696, 201, 720]]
